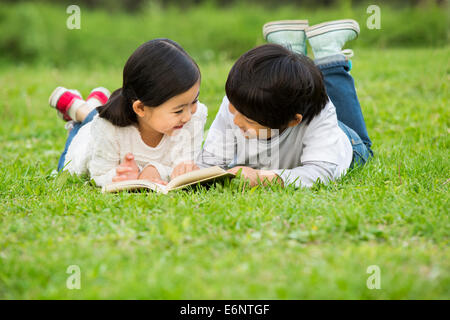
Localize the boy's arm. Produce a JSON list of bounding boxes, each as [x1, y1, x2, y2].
[[228, 161, 337, 188], [272, 161, 338, 188], [197, 97, 236, 169], [272, 101, 349, 188]]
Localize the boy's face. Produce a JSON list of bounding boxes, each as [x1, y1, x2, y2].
[[228, 103, 274, 139], [228, 103, 302, 139]]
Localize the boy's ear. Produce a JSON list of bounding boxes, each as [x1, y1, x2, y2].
[[287, 114, 303, 128], [132, 100, 146, 118]]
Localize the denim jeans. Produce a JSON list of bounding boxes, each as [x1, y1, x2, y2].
[[316, 54, 373, 168], [57, 109, 98, 171]]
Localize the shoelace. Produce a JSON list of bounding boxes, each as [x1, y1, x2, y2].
[[341, 49, 354, 58], [64, 120, 75, 132]]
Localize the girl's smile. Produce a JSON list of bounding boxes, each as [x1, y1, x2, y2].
[[132, 80, 200, 140]]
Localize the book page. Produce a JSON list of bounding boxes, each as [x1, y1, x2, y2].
[[102, 166, 234, 194], [167, 166, 230, 190], [102, 179, 167, 193]]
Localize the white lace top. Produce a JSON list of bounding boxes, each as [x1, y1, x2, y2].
[[64, 103, 208, 187]]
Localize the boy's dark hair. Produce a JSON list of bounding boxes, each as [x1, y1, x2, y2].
[[225, 44, 328, 129], [97, 38, 200, 126]]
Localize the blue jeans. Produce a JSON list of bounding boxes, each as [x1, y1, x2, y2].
[[57, 109, 98, 171], [316, 54, 373, 168]]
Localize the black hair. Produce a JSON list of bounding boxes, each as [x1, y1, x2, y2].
[[225, 44, 328, 129], [97, 38, 200, 126]]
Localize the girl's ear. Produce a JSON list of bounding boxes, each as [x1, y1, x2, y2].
[[132, 100, 146, 118]]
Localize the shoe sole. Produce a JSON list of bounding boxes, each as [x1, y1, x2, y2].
[[305, 19, 360, 39], [48, 86, 66, 107], [263, 20, 309, 39]]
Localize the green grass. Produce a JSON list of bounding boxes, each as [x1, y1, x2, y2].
[[0, 44, 449, 298]]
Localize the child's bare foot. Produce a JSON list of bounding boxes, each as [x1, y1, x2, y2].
[[112, 153, 140, 182]]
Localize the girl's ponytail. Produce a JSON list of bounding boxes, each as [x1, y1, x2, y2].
[[96, 88, 137, 127]]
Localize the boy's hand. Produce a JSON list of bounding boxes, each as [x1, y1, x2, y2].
[[171, 161, 199, 180], [138, 165, 167, 185], [112, 153, 140, 182], [227, 166, 260, 187], [258, 169, 284, 187], [227, 166, 284, 187]]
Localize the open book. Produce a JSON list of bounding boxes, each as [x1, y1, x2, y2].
[[102, 166, 235, 194]]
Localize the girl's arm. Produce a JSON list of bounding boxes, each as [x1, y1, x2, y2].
[[87, 118, 121, 187], [270, 102, 351, 188], [138, 164, 167, 185], [140, 161, 173, 182]]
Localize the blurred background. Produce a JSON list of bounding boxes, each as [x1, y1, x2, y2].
[[0, 0, 448, 68]]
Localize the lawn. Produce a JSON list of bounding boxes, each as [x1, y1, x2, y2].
[[0, 43, 448, 298]]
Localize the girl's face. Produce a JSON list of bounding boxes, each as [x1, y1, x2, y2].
[[134, 81, 200, 136]]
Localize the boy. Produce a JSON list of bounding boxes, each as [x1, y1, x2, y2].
[[198, 19, 373, 188]]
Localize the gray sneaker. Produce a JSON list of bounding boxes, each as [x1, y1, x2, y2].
[[262, 20, 309, 55], [306, 19, 359, 60]]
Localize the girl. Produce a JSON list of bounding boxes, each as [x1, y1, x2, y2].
[[50, 39, 207, 187]]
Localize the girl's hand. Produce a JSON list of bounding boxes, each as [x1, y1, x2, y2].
[[171, 161, 199, 180], [138, 165, 167, 185], [112, 153, 140, 182]]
